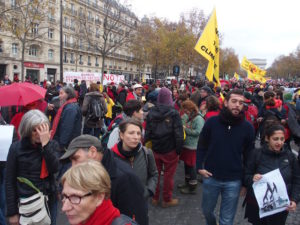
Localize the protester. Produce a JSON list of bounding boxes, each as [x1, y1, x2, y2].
[[3, 75, 11, 85], [116, 83, 127, 106], [112, 119, 158, 199], [126, 83, 143, 102], [179, 100, 204, 194], [60, 134, 148, 225], [244, 124, 300, 225], [106, 100, 144, 149], [204, 95, 220, 120], [62, 160, 137, 225], [6, 110, 59, 225], [145, 87, 184, 207], [197, 89, 255, 225], [82, 83, 107, 138]]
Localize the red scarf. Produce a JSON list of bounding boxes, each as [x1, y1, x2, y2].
[[79, 199, 120, 225], [50, 98, 77, 139]]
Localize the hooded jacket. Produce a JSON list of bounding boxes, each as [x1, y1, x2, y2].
[[145, 104, 183, 155], [244, 144, 300, 203], [111, 143, 158, 198], [101, 149, 148, 225]]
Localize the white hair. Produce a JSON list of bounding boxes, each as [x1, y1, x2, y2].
[[18, 110, 49, 139]]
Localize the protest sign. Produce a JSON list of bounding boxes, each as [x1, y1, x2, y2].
[[0, 125, 14, 161], [253, 169, 290, 218]]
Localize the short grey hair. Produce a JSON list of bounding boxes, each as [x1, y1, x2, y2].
[[18, 110, 50, 139], [62, 86, 76, 100]]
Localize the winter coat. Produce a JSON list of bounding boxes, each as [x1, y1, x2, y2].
[[53, 102, 82, 149], [145, 104, 183, 155], [116, 88, 127, 106], [112, 143, 158, 198], [126, 92, 136, 102], [181, 113, 205, 150], [101, 149, 148, 225], [244, 144, 300, 203], [82, 92, 107, 128], [5, 138, 59, 217], [105, 97, 115, 119]]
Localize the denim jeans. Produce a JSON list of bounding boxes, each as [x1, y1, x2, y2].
[[83, 126, 102, 138], [202, 177, 241, 225], [0, 166, 6, 225]]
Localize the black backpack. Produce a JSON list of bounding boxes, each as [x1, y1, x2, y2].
[[87, 97, 104, 122]]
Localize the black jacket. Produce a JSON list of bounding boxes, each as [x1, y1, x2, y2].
[[244, 145, 300, 203], [116, 89, 127, 106], [5, 138, 59, 217], [145, 104, 183, 155], [102, 149, 148, 225]]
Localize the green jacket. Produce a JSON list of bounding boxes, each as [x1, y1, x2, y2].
[[181, 113, 205, 150]]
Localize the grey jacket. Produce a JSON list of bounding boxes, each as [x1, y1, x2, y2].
[[82, 91, 107, 128], [112, 143, 158, 198]]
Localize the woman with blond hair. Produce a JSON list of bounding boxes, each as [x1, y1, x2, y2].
[[178, 100, 205, 194], [61, 160, 136, 225]]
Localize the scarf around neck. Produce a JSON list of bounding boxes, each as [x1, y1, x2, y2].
[[50, 98, 77, 139], [117, 141, 142, 158], [79, 199, 120, 225]]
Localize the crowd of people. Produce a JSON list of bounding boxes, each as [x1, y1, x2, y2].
[[1, 76, 300, 225]]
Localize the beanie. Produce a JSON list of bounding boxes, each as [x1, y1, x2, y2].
[[157, 87, 173, 106]]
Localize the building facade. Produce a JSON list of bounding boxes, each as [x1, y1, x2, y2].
[[0, 0, 151, 83]]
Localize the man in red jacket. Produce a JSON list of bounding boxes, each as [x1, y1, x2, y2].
[[126, 84, 143, 102]]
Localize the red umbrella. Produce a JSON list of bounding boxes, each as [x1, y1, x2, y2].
[[0, 82, 47, 106]]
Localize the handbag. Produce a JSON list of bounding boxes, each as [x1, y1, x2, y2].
[[17, 177, 51, 225]]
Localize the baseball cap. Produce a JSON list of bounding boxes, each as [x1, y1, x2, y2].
[[60, 135, 103, 160], [132, 84, 143, 89]]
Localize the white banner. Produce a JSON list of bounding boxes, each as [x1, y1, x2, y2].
[[253, 169, 290, 218], [102, 74, 125, 85], [0, 125, 14, 161], [63, 72, 124, 86]]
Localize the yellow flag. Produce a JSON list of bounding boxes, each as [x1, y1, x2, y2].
[[234, 73, 240, 80], [241, 57, 266, 76], [247, 71, 267, 83], [194, 8, 220, 86]]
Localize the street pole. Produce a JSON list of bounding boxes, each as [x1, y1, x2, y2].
[[59, 0, 63, 82]]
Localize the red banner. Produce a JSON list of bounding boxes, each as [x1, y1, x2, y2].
[[24, 62, 44, 68]]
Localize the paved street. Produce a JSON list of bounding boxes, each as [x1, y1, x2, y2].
[[57, 160, 300, 225]]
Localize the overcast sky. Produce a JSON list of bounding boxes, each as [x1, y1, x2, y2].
[[128, 0, 300, 68]]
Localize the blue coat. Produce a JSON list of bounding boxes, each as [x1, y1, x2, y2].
[[54, 102, 82, 149]]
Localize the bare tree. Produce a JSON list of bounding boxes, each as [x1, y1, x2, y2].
[[77, 0, 137, 82], [2, 0, 51, 81]]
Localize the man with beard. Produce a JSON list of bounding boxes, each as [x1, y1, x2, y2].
[[196, 89, 255, 225]]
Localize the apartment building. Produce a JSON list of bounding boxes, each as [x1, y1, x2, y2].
[[0, 0, 151, 83]]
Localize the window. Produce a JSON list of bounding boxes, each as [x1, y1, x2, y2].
[[11, 0, 16, 8], [64, 34, 67, 46], [29, 46, 38, 56], [64, 52, 68, 63], [70, 19, 75, 30], [12, 43, 18, 55], [79, 39, 83, 49], [64, 17, 69, 27], [69, 36, 73, 47], [88, 11, 92, 20], [95, 57, 98, 66], [48, 49, 53, 60], [48, 28, 54, 39], [95, 28, 99, 38], [70, 3, 74, 13], [32, 23, 39, 35], [70, 53, 74, 63], [79, 55, 83, 64], [88, 56, 91, 65]]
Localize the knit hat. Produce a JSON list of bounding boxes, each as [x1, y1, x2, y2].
[[157, 87, 173, 106]]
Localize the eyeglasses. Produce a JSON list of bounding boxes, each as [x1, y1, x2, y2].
[[62, 192, 92, 204]]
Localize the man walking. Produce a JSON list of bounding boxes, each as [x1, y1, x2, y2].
[[197, 89, 255, 225]]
